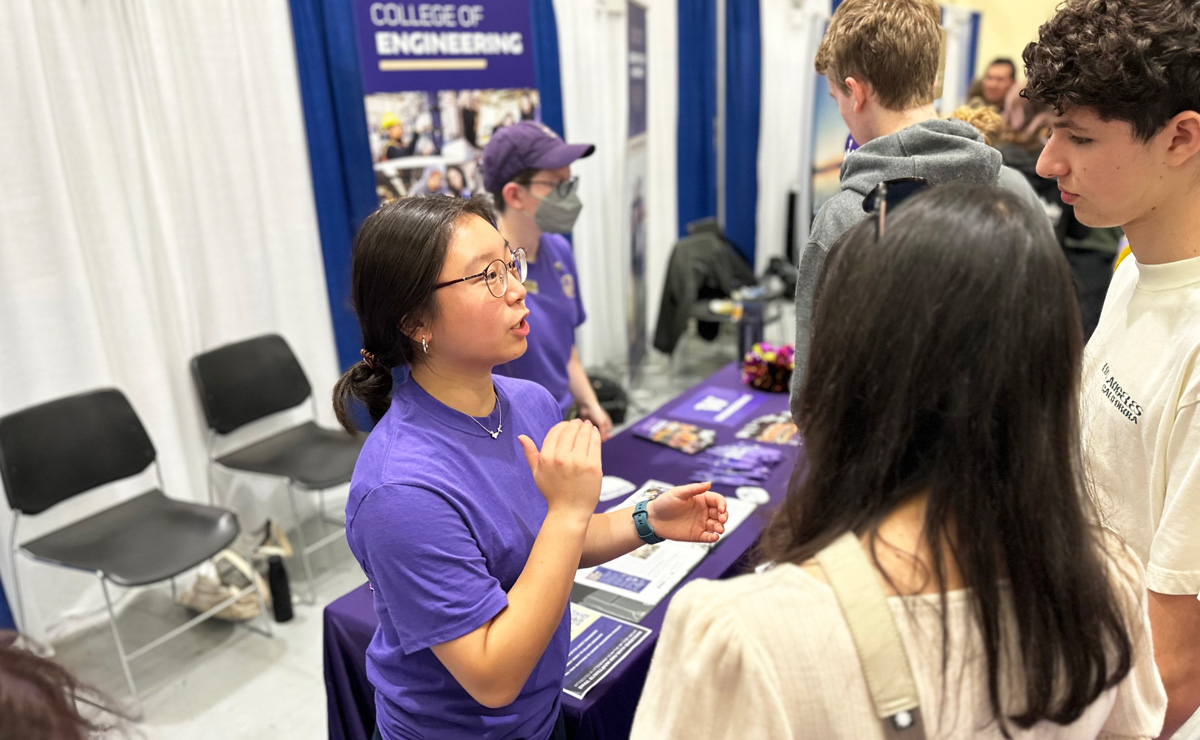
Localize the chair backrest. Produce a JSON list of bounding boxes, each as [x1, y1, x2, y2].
[[190, 334, 311, 435], [0, 389, 156, 516]]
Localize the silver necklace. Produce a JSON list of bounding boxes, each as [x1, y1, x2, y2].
[[465, 387, 502, 439]]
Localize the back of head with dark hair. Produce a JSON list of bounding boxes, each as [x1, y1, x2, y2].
[[1023, 0, 1200, 141], [332, 195, 496, 432], [761, 183, 1133, 734]]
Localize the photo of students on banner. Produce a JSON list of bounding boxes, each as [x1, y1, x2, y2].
[[367, 88, 541, 206]]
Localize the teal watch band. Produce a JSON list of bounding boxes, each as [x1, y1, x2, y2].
[[633, 499, 664, 545]]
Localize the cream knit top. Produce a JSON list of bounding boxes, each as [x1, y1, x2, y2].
[[631, 536, 1165, 739]]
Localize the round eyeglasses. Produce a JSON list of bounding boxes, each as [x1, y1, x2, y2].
[[434, 248, 528, 298], [526, 176, 579, 199]]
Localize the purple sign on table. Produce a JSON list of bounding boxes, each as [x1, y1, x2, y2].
[[565, 609, 650, 699], [352, 0, 537, 94], [669, 385, 766, 426]]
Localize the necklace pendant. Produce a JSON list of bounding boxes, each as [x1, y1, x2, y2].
[[490, 430, 499, 439]]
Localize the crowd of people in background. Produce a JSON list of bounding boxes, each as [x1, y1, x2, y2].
[[955, 55, 1124, 338]]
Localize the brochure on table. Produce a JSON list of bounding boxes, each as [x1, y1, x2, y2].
[[564, 603, 651, 699], [574, 480, 758, 609]]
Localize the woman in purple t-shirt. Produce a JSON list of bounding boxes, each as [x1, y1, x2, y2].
[[332, 195, 729, 740]]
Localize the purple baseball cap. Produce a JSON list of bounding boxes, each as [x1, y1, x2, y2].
[[482, 121, 595, 193]]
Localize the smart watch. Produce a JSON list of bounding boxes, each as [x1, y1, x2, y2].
[[633, 498, 664, 545]]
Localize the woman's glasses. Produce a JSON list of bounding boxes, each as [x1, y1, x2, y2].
[[434, 247, 528, 298], [862, 177, 932, 240]]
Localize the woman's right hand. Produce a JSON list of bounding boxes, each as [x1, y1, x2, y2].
[[519, 420, 602, 522]]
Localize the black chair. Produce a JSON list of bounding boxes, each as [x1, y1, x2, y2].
[[191, 334, 365, 602], [0, 389, 271, 717]]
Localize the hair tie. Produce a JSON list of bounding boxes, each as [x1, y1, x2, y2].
[[360, 349, 380, 370]]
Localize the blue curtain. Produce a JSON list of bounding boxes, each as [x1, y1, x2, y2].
[[288, 0, 378, 371], [677, 0, 759, 265], [676, 0, 717, 239], [530, 0, 566, 138], [0, 580, 13, 631], [968, 11, 981, 84], [724, 0, 760, 263]]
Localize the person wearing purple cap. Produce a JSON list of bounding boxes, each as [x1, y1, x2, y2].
[[483, 121, 615, 440]]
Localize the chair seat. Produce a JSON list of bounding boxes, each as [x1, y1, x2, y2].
[[216, 421, 365, 490], [22, 490, 239, 587]]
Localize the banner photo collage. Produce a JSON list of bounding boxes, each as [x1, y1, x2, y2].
[[352, 0, 541, 206]]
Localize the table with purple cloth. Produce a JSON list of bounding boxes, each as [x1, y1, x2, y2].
[[323, 362, 800, 740]]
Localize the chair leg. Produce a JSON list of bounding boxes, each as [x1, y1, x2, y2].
[[9, 538, 26, 636], [286, 485, 318, 604], [99, 577, 143, 720], [206, 462, 219, 507], [317, 489, 347, 528]]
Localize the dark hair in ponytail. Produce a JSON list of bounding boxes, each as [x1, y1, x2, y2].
[[333, 195, 496, 432]]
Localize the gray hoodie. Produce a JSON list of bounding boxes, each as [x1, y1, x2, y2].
[[789, 118, 1045, 420]]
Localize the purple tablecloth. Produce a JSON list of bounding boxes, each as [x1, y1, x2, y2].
[[323, 363, 799, 740]]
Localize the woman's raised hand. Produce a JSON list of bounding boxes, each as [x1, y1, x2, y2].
[[519, 420, 602, 523]]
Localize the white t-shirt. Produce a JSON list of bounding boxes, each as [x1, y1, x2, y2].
[[1081, 253, 1200, 596]]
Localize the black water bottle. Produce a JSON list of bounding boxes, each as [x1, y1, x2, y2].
[[267, 555, 294, 623]]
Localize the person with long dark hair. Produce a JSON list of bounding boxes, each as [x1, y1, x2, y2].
[[631, 184, 1165, 738], [333, 195, 727, 740]]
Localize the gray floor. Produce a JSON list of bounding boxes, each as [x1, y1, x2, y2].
[[54, 313, 794, 739]]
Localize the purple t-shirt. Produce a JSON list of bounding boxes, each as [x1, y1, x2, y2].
[[495, 233, 586, 416], [345, 374, 568, 740]]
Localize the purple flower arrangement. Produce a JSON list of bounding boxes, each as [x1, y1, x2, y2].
[[741, 343, 795, 393]]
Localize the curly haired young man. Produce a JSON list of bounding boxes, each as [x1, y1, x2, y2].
[[1025, 2, 1200, 736]]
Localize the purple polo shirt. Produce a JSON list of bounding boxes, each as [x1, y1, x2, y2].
[[345, 374, 568, 740], [495, 233, 586, 416]]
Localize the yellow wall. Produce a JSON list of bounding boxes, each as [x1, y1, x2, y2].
[[946, 0, 1061, 79]]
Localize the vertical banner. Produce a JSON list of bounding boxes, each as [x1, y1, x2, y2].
[[352, 1, 541, 205], [809, 73, 850, 217], [626, 1, 648, 380]]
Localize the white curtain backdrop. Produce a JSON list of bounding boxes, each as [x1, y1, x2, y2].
[[552, 0, 632, 369], [759, 0, 830, 267], [0, 0, 339, 641], [553, 0, 678, 372], [642, 0, 679, 367], [939, 5, 976, 114]]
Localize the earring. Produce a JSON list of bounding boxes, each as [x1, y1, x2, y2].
[[422, 336, 429, 354]]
